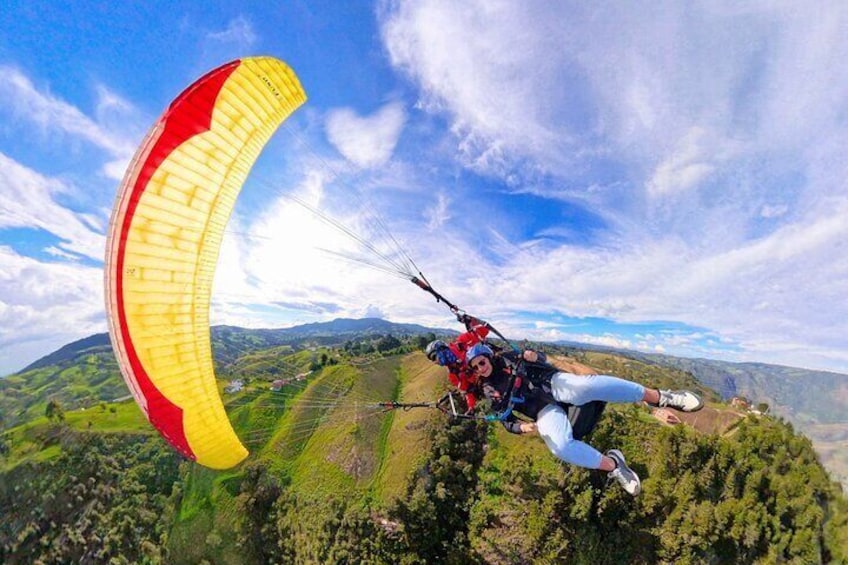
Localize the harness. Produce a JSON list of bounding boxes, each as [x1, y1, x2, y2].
[[487, 373, 526, 422], [485, 354, 607, 439]]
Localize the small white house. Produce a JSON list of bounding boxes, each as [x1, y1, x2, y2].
[[224, 379, 244, 393]]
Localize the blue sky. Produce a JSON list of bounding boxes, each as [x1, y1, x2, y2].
[[1, 1, 847, 377]]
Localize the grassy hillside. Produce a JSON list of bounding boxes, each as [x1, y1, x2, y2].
[[3, 332, 848, 563], [164, 352, 442, 563], [375, 354, 445, 504], [0, 346, 124, 428], [1, 401, 149, 471]]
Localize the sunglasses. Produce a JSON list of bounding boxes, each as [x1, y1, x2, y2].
[[469, 357, 489, 372]]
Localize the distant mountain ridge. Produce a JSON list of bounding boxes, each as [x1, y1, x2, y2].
[[4, 317, 848, 488], [568, 345, 848, 421], [16, 317, 451, 375], [20, 333, 112, 373], [256, 317, 443, 336]]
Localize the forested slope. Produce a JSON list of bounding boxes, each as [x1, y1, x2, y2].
[[2, 342, 847, 563]]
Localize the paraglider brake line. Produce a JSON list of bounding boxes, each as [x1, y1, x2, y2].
[[409, 272, 520, 352], [373, 392, 488, 421], [374, 400, 438, 412], [410, 274, 460, 313]]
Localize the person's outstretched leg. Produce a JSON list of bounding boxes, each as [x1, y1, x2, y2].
[[536, 404, 604, 468], [550, 372, 645, 405], [536, 404, 640, 495], [551, 372, 703, 412]]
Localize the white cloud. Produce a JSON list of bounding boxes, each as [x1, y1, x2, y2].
[[475, 202, 848, 371], [325, 102, 407, 168], [207, 15, 257, 46], [0, 153, 106, 260], [760, 204, 788, 219], [44, 246, 80, 260], [0, 246, 104, 376], [379, 2, 848, 205], [210, 163, 431, 329], [646, 126, 721, 198], [424, 192, 451, 230], [381, 1, 571, 173], [377, 2, 848, 373], [0, 65, 136, 162]]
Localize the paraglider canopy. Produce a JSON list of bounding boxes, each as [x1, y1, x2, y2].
[[104, 57, 307, 469]]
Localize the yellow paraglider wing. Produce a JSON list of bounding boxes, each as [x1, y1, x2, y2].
[[105, 57, 307, 469]]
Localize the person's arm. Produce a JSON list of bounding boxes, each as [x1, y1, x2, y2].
[[501, 418, 536, 434], [483, 381, 536, 434], [471, 322, 490, 341], [457, 315, 490, 339], [518, 421, 537, 433], [481, 381, 501, 403], [522, 350, 547, 364], [500, 415, 522, 434]]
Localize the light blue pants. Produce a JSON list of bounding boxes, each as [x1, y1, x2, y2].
[[536, 373, 645, 469]]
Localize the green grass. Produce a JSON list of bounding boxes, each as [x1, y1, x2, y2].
[[1, 400, 152, 471], [260, 365, 357, 471], [146, 352, 428, 550], [178, 466, 219, 520], [286, 360, 398, 498], [373, 353, 446, 504], [63, 401, 150, 431], [167, 455, 253, 564]]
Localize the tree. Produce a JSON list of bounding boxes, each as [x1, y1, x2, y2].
[[45, 399, 65, 423], [376, 334, 402, 353], [416, 333, 436, 350]]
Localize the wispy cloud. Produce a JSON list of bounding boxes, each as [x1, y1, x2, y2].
[[381, 2, 569, 175], [0, 66, 137, 170], [378, 1, 848, 372], [207, 15, 257, 47], [424, 193, 450, 230], [326, 102, 407, 168], [0, 245, 104, 375], [646, 126, 720, 198], [211, 162, 424, 329], [0, 153, 106, 260]]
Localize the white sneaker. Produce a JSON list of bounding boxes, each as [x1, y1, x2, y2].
[[606, 449, 641, 496], [657, 390, 704, 412]]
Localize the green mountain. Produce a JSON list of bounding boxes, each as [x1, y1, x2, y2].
[[0, 318, 445, 429], [0, 334, 124, 429], [592, 351, 848, 489], [2, 325, 848, 563], [13, 318, 444, 376], [5, 321, 848, 489]]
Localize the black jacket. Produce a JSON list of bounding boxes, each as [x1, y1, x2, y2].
[[479, 351, 560, 433]]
